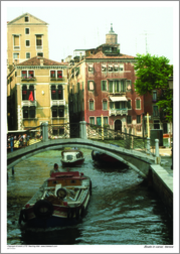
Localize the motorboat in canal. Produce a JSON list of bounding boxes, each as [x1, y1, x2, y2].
[[91, 144, 127, 168], [19, 171, 92, 228], [61, 148, 85, 167]]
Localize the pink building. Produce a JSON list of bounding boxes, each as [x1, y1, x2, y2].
[[68, 25, 144, 134]]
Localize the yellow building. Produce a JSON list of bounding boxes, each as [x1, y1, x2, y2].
[[7, 12, 49, 72], [7, 56, 69, 136]]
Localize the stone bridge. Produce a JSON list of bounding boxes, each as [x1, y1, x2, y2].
[[7, 138, 159, 178]]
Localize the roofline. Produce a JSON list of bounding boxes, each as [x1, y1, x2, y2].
[[7, 12, 48, 25]]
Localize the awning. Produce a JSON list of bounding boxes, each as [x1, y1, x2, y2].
[[109, 96, 128, 102]]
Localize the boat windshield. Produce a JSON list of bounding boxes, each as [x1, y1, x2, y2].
[[66, 155, 73, 160]]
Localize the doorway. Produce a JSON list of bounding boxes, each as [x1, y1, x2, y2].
[[115, 120, 122, 132]]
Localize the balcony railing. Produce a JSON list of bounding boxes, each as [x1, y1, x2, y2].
[[21, 77, 36, 82], [51, 100, 66, 107], [109, 108, 128, 116], [21, 100, 37, 107], [50, 77, 64, 81]]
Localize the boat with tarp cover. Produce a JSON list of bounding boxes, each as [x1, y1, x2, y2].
[[19, 171, 92, 228]]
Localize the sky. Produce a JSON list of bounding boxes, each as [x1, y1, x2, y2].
[[2, 1, 179, 65]]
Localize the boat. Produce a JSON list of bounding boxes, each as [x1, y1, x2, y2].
[[61, 148, 85, 167], [91, 144, 127, 168], [19, 171, 92, 228]]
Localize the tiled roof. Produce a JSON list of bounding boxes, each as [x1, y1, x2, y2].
[[17, 56, 68, 66], [86, 51, 135, 59]]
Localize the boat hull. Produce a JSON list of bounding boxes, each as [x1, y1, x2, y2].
[[61, 158, 85, 167]]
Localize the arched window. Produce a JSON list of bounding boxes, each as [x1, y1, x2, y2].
[[89, 99, 94, 110], [102, 99, 108, 110]]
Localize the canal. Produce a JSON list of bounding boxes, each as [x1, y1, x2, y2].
[[7, 148, 173, 246]]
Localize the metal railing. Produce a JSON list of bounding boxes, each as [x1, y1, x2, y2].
[[7, 122, 155, 156]]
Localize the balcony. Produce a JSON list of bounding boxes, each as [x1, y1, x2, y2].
[[51, 100, 66, 107], [21, 77, 36, 82], [109, 108, 128, 116], [21, 100, 37, 107], [50, 77, 65, 81]]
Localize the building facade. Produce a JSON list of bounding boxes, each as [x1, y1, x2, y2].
[[7, 57, 69, 135], [68, 26, 144, 134], [7, 12, 49, 73]]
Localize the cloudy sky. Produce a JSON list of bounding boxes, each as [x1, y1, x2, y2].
[[2, 1, 178, 65]]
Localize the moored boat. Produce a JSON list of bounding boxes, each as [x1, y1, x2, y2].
[[19, 171, 92, 228], [61, 149, 85, 167]]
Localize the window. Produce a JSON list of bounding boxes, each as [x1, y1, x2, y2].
[[23, 107, 35, 119], [13, 35, 20, 49], [154, 120, 160, 129], [136, 98, 141, 109], [88, 81, 94, 91], [25, 16, 29, 22], [37, 52, 43, 57], [102, 65, 106, 72], [88, 65, 93, 72], [90, 117, 95, 125], [120, 64, 124, 71], [36, 35, 42, 49], [108, 65, 113, 72], [114, 65, 118, 71], [50, 70, 63, 79], [127, 116, 132, 124], [109, 81, 113, 92], [103, 117, 108, 125], [21, 70, 34, 79], [109, 80, 126, 93], [51, 85, 63, 100], [22, 85, 35, 101], [25, 28, 29, 34], [114, 81, 120, 92], [109, 101, 114, 109], [52, 106, 64, 118], [121, 80, 125, 92], [153, 91, 157, 102], [26, 40, 30, 47], [102, 99, 108, 110], [26, 53, 30, 59], [127, 99, 131, 109], [137, 115, 141, 124], [153, 106, 159, 117], [115, 102, 120, 109], [101, 80, 107, 91], [96, 117, 101, 126], [89, 99, 94, 110], [13, 53, 19, 60]]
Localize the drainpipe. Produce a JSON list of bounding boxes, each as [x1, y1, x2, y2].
[[155, 139, 161, 164]]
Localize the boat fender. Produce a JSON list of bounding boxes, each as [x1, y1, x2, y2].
[[19, 209, 28, 224], [33, 200, 54, 219]]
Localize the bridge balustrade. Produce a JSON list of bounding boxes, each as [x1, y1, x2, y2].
[[7, 121, 156, 157]]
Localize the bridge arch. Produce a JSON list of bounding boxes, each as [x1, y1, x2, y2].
[[7, 139, 154, 178]]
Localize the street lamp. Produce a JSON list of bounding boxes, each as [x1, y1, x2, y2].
[[168, 76, 173, 170]]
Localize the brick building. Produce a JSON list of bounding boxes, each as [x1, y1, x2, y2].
[[68, 25, 144, 134]]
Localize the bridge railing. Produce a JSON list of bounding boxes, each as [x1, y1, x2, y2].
[[7, 122, 156, 157], [85, 123, 155, 156]]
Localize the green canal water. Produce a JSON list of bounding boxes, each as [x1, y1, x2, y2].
[[6, 148, 173, 248]]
